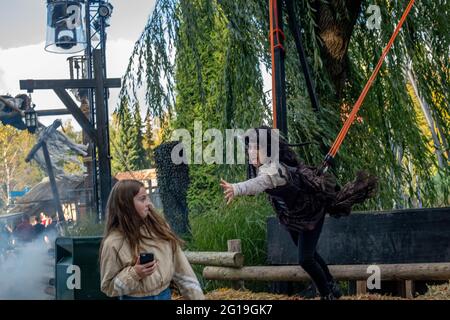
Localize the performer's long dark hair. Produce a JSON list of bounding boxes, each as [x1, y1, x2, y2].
[[245, 126, 300, 179]]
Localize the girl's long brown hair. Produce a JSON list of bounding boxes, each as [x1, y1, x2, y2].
[[100, 180, 183, 259]]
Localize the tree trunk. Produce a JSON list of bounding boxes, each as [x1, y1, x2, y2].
[[390, 140, 406, 209], [3, 149, 11, 206], [434, 115, 450, 163], [314, 0, 363, 96], [407, 67, 446, 169]]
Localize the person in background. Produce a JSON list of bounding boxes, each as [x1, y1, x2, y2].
[[40, 212, 51, 228], [31, 216, 45, 239], [14, 216, 34, 243]]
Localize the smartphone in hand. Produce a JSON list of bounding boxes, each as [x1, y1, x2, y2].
[[139, 253, 154, 264]]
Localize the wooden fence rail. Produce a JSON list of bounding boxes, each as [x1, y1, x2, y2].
[[183, 240, 450, 298], [203, 263, 450, 282], [185, 251, 244, 268]]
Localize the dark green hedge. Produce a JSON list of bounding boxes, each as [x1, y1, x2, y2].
[[154, 141, 190, 235]]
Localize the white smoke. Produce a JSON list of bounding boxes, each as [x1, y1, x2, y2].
[[0, 233, 56, 300]]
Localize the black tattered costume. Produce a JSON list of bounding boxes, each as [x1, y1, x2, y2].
[[266, 163, 377, 232], [229, 129, 378, 300]]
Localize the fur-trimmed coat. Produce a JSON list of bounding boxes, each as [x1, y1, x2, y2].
[[232, 162, 377, 231]]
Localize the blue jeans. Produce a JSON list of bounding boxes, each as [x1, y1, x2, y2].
[[119, 287, 171, 300]]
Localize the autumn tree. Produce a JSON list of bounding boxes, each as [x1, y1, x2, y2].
[[0, 125, 43, 209]]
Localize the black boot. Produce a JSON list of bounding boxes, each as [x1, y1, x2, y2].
[[299, 283, 318, 299], [328, 280, 342, 299]]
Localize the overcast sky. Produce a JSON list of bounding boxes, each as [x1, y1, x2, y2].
[[0, 0, 157, 128]]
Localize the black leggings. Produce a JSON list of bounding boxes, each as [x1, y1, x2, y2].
[[288, 216, 333, 296]]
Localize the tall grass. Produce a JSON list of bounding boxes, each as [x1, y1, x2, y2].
[[186, 194, 274, 291]]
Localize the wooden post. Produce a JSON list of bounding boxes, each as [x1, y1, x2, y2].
[[41, 142, 65, 222], [81, 97, 93, 217], [405, 280, 414, 299], [184, 251, 244, 268], [356, 280, 367, 296], [228, 239, 245, 290], [398, 280, 414, 299]]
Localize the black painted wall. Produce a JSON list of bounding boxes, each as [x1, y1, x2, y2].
[[267, 207, 450, 265]]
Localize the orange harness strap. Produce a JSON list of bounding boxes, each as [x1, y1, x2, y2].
[[323, 0, 415, 168]]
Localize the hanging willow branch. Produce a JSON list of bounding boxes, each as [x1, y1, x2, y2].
[[120, 0, 449, 209]]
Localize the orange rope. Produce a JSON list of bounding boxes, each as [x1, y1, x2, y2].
[[270, 0, 285, 129], [327, 0, 415, 159]]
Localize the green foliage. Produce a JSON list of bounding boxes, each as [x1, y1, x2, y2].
[[109, 113, 120, 175], [123, 0, 449, 210], [325, 0, 450, 209], [120, 0, 271, 216], [111, 97, 148, 173], [175, 0, 269, 214], [131, 101, 149, 169], [186, 164, 222, 215], [433, 172, 450, 206], [143, 110, 156, 167]]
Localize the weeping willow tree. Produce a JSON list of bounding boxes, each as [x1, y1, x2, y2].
[[120, 0, 449, 212]]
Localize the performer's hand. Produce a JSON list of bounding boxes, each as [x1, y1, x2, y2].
[[220, 179, 235, 205]]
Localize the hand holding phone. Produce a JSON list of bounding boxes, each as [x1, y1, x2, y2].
[[134, 253, 157, 279], [139, 252, 154, 265]]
